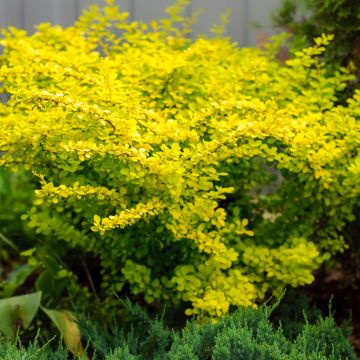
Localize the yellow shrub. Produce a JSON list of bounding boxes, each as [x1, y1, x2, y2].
[[0, 1, 359, 318]]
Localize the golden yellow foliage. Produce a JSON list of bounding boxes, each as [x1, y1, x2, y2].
[[0, 2, 359, 318]]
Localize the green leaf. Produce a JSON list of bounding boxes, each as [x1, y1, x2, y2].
[[42, 307, 84, 357], [35, 270, 67, 305], [35, 257, 69, 305], [0, 232, 19, 253], [0, 264, 35, 298], [0, 171, 10, 195], [0, 291, 42, 338]]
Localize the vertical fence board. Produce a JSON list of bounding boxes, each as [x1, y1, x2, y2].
[[189, 0, 253, 45], [52, 0, 79, 27], [191, 0, 229, 39], [0, 0, 281, 45], [79, 0, 106, 10], [0, 0, 6, 29], [226, 0, 248, 46], [0, 0, 23, 29], [23, 0, 56, 32], [248, 0, 282, 46], [79, 0, 131, 13], [133, 0, 173, 23]]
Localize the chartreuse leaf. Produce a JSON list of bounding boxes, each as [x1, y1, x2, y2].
[[42, 307, 85, 357], [0, 291, 42, 338]]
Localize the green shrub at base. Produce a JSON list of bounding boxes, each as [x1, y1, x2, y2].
[[0, 1, 359, 317], [0, 304, 357, 359]]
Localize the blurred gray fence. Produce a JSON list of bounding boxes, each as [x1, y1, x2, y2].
[[0, 0, 281, 46]]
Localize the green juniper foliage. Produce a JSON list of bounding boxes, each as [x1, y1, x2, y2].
[[0, 338, 68, 360], [0, 304, 357, 359], [269, 289, 323, 340]]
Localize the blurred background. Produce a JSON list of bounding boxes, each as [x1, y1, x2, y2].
[[0, 0, 282, 46]]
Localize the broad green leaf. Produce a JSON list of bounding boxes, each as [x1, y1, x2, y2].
[[42, 307, 84, 357], [0, 264, 34, 298], [0, 291, 42, 338], [35, 270, 67, 305], [35, 257, 68, 305]]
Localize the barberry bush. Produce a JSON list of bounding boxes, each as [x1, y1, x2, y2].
[[0, 0, 359, 317]]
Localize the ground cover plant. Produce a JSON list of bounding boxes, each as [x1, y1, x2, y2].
[[0, 0, 359, 323], [0, 303, 358, 359]]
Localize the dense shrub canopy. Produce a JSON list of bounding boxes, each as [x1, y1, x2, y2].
[[0, 1, 359, 317]]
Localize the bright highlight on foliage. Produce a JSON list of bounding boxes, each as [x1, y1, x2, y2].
[[0, 0, 359, 318]]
